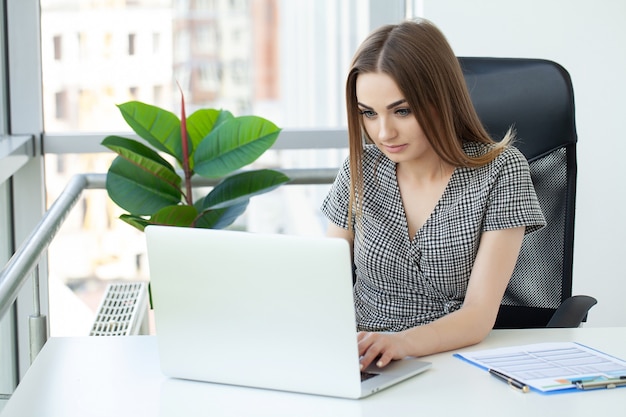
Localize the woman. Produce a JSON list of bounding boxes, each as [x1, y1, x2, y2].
[[320, 19, 545, 370]]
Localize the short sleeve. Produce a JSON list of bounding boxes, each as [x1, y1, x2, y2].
[[483, 146, 546, 234], [320, 156, 352, 229]]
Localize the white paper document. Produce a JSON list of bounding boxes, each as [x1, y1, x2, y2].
[[454, 342, 626, 392]]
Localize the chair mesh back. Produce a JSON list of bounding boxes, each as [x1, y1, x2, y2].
[[503, 148, 567, 309]]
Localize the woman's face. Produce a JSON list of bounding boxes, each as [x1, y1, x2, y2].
[[356, 71, 436, 165]]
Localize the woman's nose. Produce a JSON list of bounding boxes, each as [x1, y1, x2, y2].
[[377, 117, 396, 141]]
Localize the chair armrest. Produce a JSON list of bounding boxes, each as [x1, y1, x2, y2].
[[546, 295, 598, 328]]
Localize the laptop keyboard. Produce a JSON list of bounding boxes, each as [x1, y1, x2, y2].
[[361, 371, 379, 382]]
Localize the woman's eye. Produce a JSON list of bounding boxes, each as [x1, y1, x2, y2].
[[395, 108, 411, 117], [359, 110, 376, 119]]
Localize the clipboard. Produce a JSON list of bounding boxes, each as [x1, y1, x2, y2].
[[454, 342, 626, 393]]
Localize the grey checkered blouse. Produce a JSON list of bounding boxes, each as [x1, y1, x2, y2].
[[321, 142, 546, 332]]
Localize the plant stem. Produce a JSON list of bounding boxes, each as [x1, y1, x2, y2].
[[178, 83, 194, 206]]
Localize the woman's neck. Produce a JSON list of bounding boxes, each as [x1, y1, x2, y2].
[[396, 157, 455, 186]]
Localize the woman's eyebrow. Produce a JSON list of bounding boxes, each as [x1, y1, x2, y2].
[[386, 99, 407, 109], [357, 99, 407, 110]]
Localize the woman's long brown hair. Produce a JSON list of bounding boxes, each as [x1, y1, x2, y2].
[[345, 18, 512, 231]]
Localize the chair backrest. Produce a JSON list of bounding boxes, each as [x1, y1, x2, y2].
[[458, 57, 577, 328]]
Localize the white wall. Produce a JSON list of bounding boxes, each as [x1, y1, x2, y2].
[[419, 0, 626, 327]]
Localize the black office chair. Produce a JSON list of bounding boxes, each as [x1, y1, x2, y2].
[[458, 57, 597, 328]]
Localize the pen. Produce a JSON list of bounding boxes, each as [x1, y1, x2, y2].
[[489, 369, 530, 393], [575, 376, 626, 390]]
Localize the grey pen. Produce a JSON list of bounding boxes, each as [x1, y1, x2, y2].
[[575, 376, 626, 390], [489, 369, 530, 393]]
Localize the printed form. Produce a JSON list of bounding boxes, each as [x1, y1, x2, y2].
[[455, 342, 626, 392]]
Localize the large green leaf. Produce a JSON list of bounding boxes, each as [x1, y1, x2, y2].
[[106, 156, 182, 215], [117, 101, 183, 162], [193, 116, 281, 178], [194, 201, 249, 229], [119, 206, 198, 231], [119, 214, 151, 232], [149, 205, 198, 227], [101, 136, 181, 188], [202, 169, 290, 210], [186, 109, 233, 151]]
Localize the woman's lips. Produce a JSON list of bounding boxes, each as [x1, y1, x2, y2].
[[383, 144, 408, 154]]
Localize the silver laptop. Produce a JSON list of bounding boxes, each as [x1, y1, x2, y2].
[[145, 225, 431, 399]]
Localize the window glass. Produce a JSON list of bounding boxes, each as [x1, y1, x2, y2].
[[40, 0, 393, 337], [0, 181, 17, 400], [40, 0, 372, 131]]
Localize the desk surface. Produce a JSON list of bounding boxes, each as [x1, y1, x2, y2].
[[2, 327, 625, 417]]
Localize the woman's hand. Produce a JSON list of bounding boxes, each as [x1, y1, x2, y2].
[[357, 331, 412, 369]]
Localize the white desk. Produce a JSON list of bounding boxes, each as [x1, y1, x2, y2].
[[1, 328, 624, 416]]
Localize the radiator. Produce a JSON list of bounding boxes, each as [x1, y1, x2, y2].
[[89, 282, 149, 336]]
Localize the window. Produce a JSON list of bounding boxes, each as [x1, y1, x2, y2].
[[229, 0, 246, 11], [153, 84, 164, 106], [78, 32, 89, 60], [194, 26, 216, 54], [152, 32, 161, 54], [128, 33, 137, 56], [40, 0, 385, 131], [230, 59, 248, 85], [53, 35, 62, 60], [39, 0, 406, 337], [54, 91, 67, 120], [197, 62, 221, 91], [195, 0, 215, 10], [103, 33, 114, 59]]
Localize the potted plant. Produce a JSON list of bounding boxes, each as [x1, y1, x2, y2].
[[101, 96, 290, 231]]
